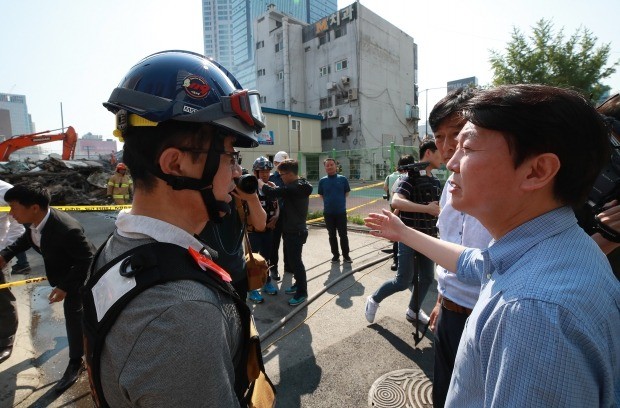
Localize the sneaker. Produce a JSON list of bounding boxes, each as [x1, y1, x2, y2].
[[343, 256, 353, 263], [365, 296, 379, 323], [288, 295, 307, 306], [12, 266, 31, 275], [406, 308, 430, 325], [248, 290, 264, 304], [390, 263, 398, 271], [284, 285, 298, 295], [262, 281, 278, 295], [331, 256, 339, 263], [270, 271, 281, 282]]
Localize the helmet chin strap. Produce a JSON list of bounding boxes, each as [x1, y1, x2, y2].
[[146, 137, 231, 223]]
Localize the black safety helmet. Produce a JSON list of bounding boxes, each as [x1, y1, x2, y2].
[[104, 50, 264, 222]]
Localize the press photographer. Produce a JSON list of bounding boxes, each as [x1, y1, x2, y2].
[[577, 92, 620, 279], [365, 140, 443, 326]]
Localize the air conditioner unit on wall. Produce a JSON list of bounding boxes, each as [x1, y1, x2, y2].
[[318, 111, 326, 120], [327, 108, 339, 118], [327, 82, 336, 90], [348, 88, 358, 101], [341, 76, 350, 85], [338, 115, 351, 125]]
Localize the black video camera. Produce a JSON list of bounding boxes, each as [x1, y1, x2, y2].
[[235, 174, 258, 194], [397, 161, 430, 178]]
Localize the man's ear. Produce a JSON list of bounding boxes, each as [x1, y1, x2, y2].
[[158, 147, 185, 176], [520, 153, 560, 192]]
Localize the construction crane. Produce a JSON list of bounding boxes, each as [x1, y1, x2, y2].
[[0, 126, 78, 161]]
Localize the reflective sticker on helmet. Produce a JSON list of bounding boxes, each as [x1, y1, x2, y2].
[[182, 75, 211, 99]]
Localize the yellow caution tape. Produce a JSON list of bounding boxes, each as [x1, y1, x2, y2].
[[0, 276, 47, 289], [307, 198, 381, 224], [0, 205, 131, 212]]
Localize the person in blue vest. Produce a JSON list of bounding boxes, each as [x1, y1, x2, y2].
[[318, 158, 351, 263]]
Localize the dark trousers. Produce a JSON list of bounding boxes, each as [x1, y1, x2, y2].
[[0, 267, 17, 348], [432, 305, 468, 408], [270, 217, 289, 274], [283, 230, 308, 296], [324, 213, 349, 258], [14, 251, 30, 269], [63, 291, 84, 360]]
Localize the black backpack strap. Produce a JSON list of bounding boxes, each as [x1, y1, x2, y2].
[[82, 241, 251, 407]]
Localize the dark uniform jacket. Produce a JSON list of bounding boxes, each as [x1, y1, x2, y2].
[[0, 208, 95, 293]]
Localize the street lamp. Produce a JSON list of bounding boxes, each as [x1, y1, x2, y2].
[[420, 86, 447, 137]]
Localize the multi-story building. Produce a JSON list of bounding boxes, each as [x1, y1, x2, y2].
[[254, 2, 420, 180], [202, 0, 337, 89], [0, 93, 41, 160], [0, 93, 34, 137], [75, 132, 117, 160]]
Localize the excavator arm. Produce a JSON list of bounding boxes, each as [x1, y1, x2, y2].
[[0, 126, 78, 161]]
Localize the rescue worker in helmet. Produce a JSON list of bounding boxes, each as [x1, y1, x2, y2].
[[247, 156, 279, 302], [106, 163, 133, 204], [83, 50, 273, 407]]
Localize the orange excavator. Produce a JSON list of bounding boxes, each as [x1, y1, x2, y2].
[[0, 126, 78, 161]]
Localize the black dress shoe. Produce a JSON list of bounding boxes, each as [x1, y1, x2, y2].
[[0, 346, 13, 364], [54, 359, 85, 393], [380, 248, 393, 254], [390, 263, 398, 271]]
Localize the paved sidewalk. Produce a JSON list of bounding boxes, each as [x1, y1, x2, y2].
[[1, 224, 437, 407]]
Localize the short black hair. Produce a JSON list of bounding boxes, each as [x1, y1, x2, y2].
[[463, 84, 610, 206], [122, 121, 218, 191], [397, 154, 415, 168], [429, 87, 477, 133], [5, 184, 51, 210], [419, 140, 437, 161], [277, 159, 299, 175]]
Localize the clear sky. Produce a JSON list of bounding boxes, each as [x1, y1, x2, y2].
[[1, 0, 619, 149]]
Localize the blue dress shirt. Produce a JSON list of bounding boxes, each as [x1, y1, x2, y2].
[[447, 206, 620, 407]]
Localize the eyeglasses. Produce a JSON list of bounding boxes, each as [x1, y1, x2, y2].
[[177, 148, 242, 166]]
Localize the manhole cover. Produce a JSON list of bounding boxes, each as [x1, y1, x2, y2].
[[368, 368, 433, 407]]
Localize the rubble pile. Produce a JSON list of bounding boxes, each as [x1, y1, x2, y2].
[[0, 154, 116, 205]]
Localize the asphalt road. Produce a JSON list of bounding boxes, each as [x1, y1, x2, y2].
[[2, 211, 436, 407]]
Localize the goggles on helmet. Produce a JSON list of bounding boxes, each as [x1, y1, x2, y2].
[[107, 87, 265, 133]]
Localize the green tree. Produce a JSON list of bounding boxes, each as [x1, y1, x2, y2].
[[490, 19, 618, 102]]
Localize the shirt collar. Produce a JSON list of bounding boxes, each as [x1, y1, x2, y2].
[[31, 208, 51, 233], [114, 209, 204, 251], [485, 206, 576, 275]]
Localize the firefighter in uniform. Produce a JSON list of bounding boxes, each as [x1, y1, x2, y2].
[[106, 163, 133, 204]]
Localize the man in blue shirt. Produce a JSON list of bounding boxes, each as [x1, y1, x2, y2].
[[366, 84, 620, 407], [318, 158, 351, 263]]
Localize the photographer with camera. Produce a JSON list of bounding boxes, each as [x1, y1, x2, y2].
[[578, 92, 620, 280], [200, 164, 267, 303], [382, 155, 415, 271], [365, 140, 443, 325]]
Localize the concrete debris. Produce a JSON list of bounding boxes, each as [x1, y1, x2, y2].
[[0, 155, 118, 205]]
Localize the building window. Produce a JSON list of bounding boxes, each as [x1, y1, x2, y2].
[[334, 25, 347, 38], [275, 39, 283, 53], [321, 128, 333, 139], [259, 96, 267, 104], [320, 97, 330, 110], [291, 119, 301, 131], [319, 33, 329, 45], [319, 65, 329, 77], [257, 68, 266, 77], [256, 41, 264, 49], [277, 71, 284, 80], [335, 93, 347, 105], [336, 59, 348, 71]]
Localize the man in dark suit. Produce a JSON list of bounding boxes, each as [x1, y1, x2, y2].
[[0, 184, 95, 394]]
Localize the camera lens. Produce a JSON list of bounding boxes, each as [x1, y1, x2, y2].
[[235, 174, 258, 194]]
